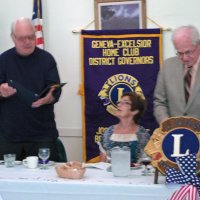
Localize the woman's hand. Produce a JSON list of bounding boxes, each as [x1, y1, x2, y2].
[[100, 152, 108, 162]]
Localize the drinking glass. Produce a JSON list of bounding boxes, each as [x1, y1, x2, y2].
[[38, 148, 50, 169], [4, 154, 16, 168], [138, 150, 152, 176]]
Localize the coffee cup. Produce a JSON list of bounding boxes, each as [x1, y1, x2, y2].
[[23, 156, 38, 169], [4, 154, 16, 168]]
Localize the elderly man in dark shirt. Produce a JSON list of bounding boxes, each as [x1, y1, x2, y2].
[[0, 17, 61, 161]]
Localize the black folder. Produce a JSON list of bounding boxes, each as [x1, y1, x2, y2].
[[37, 82, 67, 98], [8, 80, 67, 106]]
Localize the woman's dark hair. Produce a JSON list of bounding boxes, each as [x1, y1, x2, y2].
[[121, 92, 147, 124]]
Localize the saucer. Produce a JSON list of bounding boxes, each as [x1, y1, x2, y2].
[[107, 163, 142, 172], [131, 165, 142, 170], [38, 161, 55, 167], [15, 161, 22, 165], [0, 160, 22, 165], [131, 163, 142, 169]]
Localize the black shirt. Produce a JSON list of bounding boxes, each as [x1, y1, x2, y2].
[[0, 47, 61, 142]]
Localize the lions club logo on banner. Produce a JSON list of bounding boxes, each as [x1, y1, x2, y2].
[[145, 117, 200, 174], [98, 73, 144, 115]]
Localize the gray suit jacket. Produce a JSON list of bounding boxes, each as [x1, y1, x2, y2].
[[154, 56, 200, 124]]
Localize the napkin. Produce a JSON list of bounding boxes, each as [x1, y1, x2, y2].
[[82, 162, 111, 170], [166, 153, 200, 197]]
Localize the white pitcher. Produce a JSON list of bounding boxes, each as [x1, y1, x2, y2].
[[111, 146, 131, 177]]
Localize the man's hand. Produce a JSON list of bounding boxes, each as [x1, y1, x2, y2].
[[0, 83, 17, 97], [32, 87, 55, 108]]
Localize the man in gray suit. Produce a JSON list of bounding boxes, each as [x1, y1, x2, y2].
[[154, 25, 200, 124]]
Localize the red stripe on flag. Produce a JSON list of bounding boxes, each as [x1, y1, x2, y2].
[[169, 185, 199, 200], [34, 25, 43, 32], [32, 0, 44, 49], [36, 37, 43, 45]]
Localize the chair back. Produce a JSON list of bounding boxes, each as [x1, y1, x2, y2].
[[56, 138, 67, 162]]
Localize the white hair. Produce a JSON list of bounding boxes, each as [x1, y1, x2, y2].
[[172, 25, 200, 46], [11, 17, 35, 36]]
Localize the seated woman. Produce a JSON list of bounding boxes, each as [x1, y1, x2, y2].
[[99, 92, 150, 163]]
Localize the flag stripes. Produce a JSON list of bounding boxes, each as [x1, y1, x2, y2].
[[169, 185, 199, 200], [32, 0, 44, 49]]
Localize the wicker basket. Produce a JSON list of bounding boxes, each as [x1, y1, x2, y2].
[[55, 161, 86, 179]]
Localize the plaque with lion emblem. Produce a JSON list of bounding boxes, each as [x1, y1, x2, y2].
[[145, 116, 200, 174]]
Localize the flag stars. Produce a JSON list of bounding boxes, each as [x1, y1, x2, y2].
[[166, 154, 200, 196]]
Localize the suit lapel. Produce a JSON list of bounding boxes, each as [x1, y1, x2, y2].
[[185, 63, 200, 109], [175, 62, 186, 107]]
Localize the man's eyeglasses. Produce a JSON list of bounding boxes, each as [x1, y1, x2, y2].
[[176, 46, 198, 58], [13, 34, 36, 42], [116, 101, 131, 106]]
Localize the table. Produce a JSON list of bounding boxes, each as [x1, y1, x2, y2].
[[0, 163, 180, 200]]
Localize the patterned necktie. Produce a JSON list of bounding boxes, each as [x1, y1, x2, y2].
[[184, 67, 192, 102]]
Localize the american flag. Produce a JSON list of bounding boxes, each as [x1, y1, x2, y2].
[[169, 185, 199, 200], [166, 154, 200, 199], [32, 0, 44, 49]]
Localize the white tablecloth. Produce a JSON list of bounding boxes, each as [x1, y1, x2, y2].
[[0, 163, 180, 200]]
